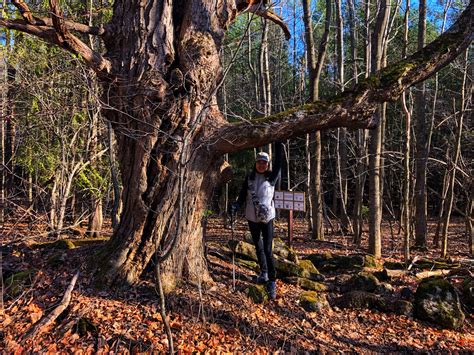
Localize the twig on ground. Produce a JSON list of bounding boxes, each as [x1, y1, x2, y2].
[[22, 271, 79, 341]]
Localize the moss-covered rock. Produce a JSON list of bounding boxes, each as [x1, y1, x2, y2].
[[274, 256, 301, 278], [33, 239, 76, 250], [273, 238, 298, 263], [414, 277, 465, 330], [304, 252, 333, 269], [228, 240, 257, 261], [236, 258, 258, 271], [334, 291, 387, 312], [390, 300, 413, 316], [299, 278, 327, 292], [247, 284, 269, 304], [282, 276, 299, 285], [374, 282, 394, 295], [299, 291, 330, 312], [345, 272, 380, 292], [462, 277, 473, 311], [71, 238, 109, 247], [281, 276, 326, 291], [5, 270, 36, 297], [298, 260, 324, 282], [273, 256, 323, 281], [304, 253, 377, 272]]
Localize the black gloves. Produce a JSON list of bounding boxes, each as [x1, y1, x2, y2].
[[228, 201, 240, 216]]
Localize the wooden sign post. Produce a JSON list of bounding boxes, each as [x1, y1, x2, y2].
[[274, 191, 305, 247]]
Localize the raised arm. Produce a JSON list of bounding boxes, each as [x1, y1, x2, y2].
[[268, 142, 283, 185]]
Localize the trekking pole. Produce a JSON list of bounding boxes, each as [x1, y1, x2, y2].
[[230, 211, 236, 291]]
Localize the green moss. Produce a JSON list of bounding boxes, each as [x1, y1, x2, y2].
[[298, 260, 319, 275], [347, 272, 380, 292], [299, 291, 329, 312], [414, 277, 465, 330], [5, 270, 36, 297], [363, 255, 378, 268], [35, 239, 76, 250], [228, 240, 257, 262], [247, 284, 268, 304], [379, 62, 416, 87], [299, 278, 327, 292], [274, 257, 301, 278], [71, 238, 109, 247], [357, 74, 381, 91], [236, 258, 258, 271]]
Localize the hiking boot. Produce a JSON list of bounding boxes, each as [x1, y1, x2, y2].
[[267, 281, 276, 300], [256, 272, 269, 284]]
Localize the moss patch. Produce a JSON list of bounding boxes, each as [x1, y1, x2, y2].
[[346, 272, 380, 292], [5, 269, 36, 297], [299, 291, 329, 312], [247, 284, 268, 304]]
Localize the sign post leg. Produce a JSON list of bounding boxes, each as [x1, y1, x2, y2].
[[288, 209, 293, 248]]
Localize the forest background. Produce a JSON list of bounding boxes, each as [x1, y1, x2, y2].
[[0, 0, 472, 352]]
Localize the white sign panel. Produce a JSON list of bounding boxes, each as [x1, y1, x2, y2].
[[283, 192, 294, 200], [274, 190, 305, 211], [294, 202, 305, 211], [275, 191, 284, 201], [294, 192, 305, 202]]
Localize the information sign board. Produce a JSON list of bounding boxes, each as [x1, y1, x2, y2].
[[274, 190, 305, 211]]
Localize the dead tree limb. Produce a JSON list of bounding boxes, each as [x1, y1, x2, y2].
[[23, 272, 79, 341]]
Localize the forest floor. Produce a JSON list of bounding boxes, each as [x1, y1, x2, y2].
[[1, 212, 473, 352]]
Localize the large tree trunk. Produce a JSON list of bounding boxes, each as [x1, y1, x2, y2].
[[92, 1, 229, 288]]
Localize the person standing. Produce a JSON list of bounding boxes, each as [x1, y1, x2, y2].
[[230, 142, 282, 299]]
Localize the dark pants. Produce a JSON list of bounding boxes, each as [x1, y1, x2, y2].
[[248, 220, 276, 281]]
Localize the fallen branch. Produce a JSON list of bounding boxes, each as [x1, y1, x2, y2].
[[23, 272, 79, 341], [415, 270, 450, 279]]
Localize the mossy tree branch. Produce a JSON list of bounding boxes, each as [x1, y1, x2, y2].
[[210, 0, 472, 155]]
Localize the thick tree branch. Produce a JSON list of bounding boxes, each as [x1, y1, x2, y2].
[[51, 0, 111, 73], [210, 1, 472, 154], [246, 5, 291, 40], [0, 2, 110, 74], [236, 1, 291, 40], [0, 17, 104, 35], [10, 0, 105, 35], [12, 0, 34, 24]]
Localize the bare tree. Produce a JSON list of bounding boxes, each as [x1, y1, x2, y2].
[[303, 0, 331, 240], [441, 50, 469, 258], [414, 0, 428, 248], [401, 0, 412, 261], [368, 0, 391, 259]]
